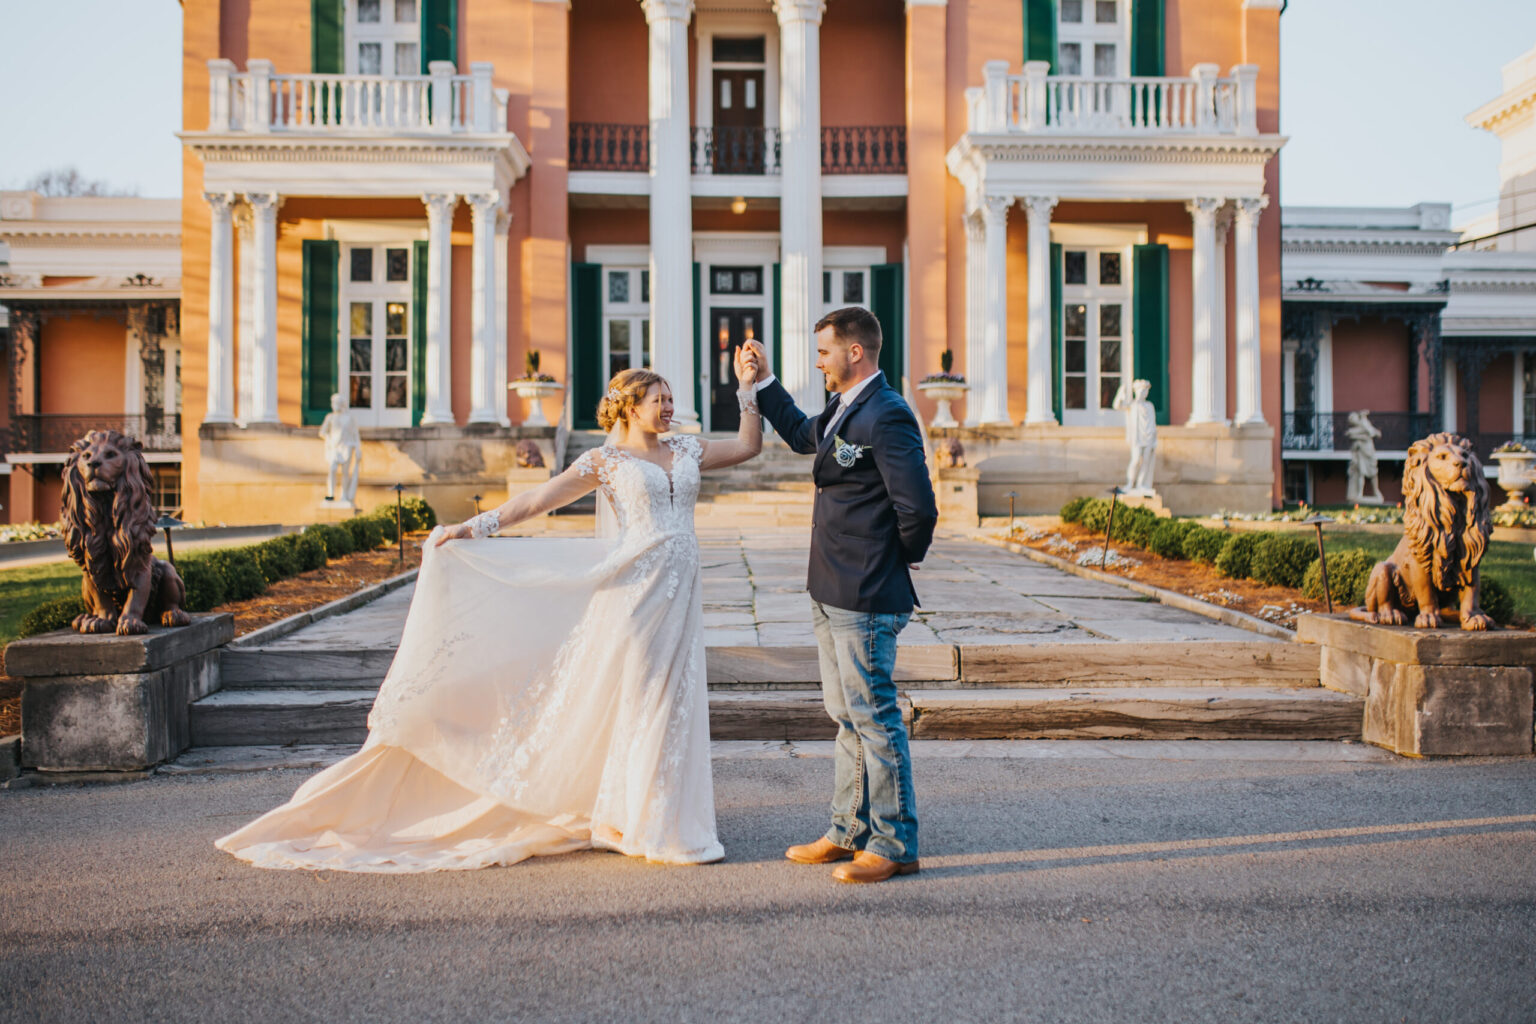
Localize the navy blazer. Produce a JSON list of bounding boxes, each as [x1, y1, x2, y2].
[[756, 374, 938, 614]]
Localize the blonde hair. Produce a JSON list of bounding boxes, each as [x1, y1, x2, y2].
[[597, 368, 668, 431]]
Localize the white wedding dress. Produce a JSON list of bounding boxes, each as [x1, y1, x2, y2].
[[216, 435, 723, 871]]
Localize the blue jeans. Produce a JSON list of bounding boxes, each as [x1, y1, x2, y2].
[[810, 600, 918, 863]]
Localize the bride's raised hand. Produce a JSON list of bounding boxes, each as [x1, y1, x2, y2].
[[433, 523, 471, 546], [733, 344, 759, 387]]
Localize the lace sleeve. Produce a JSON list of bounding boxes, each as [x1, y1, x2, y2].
[[667, 434, 704, 464], [466, 510, 501, 539], [574, 448, 611, 486]]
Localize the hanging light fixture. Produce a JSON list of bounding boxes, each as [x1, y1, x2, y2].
[[730, 196, 747, 215]]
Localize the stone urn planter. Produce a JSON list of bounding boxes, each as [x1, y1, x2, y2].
[[1491, 448, 1536, 509], [917, 379, 969, 429], [509, 379, 563, 428]]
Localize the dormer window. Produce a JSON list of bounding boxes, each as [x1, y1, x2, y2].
[[348, 0, 419, 76]]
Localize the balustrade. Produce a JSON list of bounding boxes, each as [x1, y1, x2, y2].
[[692, 127, 781, 175], [12, 414, 184, 454], [1281, 412, 1435, 454], [569, 123, 650, 172], [821, 126, 906, 174]]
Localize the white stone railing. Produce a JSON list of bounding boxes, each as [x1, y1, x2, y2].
[[206, 59, 508, 135], [966, 61, 1260, 137]]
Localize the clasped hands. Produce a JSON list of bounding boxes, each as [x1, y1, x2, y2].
[[733, 340, 767, 389]]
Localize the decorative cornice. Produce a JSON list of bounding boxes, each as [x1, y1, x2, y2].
[[1282, 240, 1454, 258], [0, 225, 179, 244], [772, 0, 826, 24], [961, 133, 1286, 167]]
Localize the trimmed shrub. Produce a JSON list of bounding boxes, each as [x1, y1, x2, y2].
[[1215, 532, 1263, 580], [1148, 519, 1200, 560], [1182, 525, 1230, 565], [1250, 533, 1318, 590], [1301, 547, 1377, 607], [1113, 506, 1160, 549], [306, 523, 354, 558], [18, 596, 89, 638], [250, 537, 300, 584], [1079, 498, 1113, 533], [344, 515, 385, 552], [205, 548, 266, 601], [369, 508, 400, 544], [292, 531, 328, 573], [1059, 496, 1092, 524], [401, 496, 437, 532], [177, 556, 228, 613], [1480, 576, 1515, 626]]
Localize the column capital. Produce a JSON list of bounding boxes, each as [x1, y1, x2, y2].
[[964, 210, 984, 241], [1235, 194, 1270, 223], [203, 191, 237, 212], [1215, 201, 1237, 236], [1021, 195, 1058, 220], [245, 191, 281, 214], [773, 0, 826, 26], [232, 202, 254, 233], [1186, 196, 1223, 222], [640, 0, 693, 24], [980, 194, 1012, 225], [422, 192, 458, 218], [495, 206, 512, 235], [465, 191, 504, 217]]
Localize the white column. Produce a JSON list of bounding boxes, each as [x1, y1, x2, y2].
[[1186, 196, 1224, 425], [962, 211, 985, 426], [495, 207, 512, 426], [467, 191, 502, 424], [246, 191, 280, 424], [1213, 202, 1233, 423], [421, 192, 457, 425], [204, 192, 237, 423], [1022, 194, 1058, 426], [642, 0, 699, 427], [775, 0, 826, 412], [978, 195, 1013, 425], [232, 202, 254, 422], [1232, 195, 1269, 425]]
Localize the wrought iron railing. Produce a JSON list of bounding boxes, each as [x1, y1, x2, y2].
[[1281, 412, 1435, 453], [568, 122, 649, 172], [692, 126, 780, 175], [12, 414, 183, 454], [821, 126, 906, 174]]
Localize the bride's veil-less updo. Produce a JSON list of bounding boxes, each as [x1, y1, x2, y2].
[[597, 368, 668, 431]]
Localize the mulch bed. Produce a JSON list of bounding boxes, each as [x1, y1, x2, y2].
[[1004, 521, 1331, 630], [0, 539, 426, 738]]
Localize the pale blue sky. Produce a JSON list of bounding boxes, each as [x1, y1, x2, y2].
[[1, 0, 1534, 223]]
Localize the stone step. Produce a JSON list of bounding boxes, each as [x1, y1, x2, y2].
[[217, 640, 1319, 691], [905, 687, 1364, 741], [188, 684, 1362, 747]]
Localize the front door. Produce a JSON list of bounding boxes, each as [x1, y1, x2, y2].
[[1060, 245, 1131, 427], [712, 66, 765, 173], [342, 243, 413, 427], [709, 307, 760, 431]]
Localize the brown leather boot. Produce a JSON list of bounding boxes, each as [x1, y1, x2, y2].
[[832, 851, 920, 884], [785, 837, 856, 864]]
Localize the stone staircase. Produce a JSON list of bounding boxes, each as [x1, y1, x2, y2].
[[189, 636, 1360, 748]]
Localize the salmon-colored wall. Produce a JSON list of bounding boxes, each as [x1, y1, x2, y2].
[[1473, 355, 1517, 434], [568, 0, 647, 125], [823, 209, 903, 263], [38, 315, 127, 414], [821, 0, 905, 128], [570, 207, 650, 259], [906, 2, 947, 409], [1331, 319, 1410, 414]]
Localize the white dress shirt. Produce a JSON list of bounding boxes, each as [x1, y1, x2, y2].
[[754, 371, 883, 439]]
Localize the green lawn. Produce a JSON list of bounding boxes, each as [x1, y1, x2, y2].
[[0, 562, 84, 648], [1326, 530, 1535, 625]]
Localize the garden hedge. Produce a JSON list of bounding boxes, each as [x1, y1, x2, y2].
[[1182, 525, 1230, 565], [1250, 534, 1319, 589], [1301, 547, 1376, 607], [1147, 519, 1200, 560], [1215, 532, 1263, 580]]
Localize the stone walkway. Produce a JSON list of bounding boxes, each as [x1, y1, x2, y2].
[[269, 527, 1266, 652]]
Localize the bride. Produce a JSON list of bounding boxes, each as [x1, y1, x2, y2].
[[215, 357, 763, 871]]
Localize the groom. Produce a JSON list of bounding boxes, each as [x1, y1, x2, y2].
[[739, 308, 937, 883]]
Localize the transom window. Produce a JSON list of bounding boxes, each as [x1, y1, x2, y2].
[[1061, 246, 1131, 426], [1057, 0, 1128, 77], [711, 266, 763, 295], [604, 267, 652, 381], [341, 243, 413, 426], [347, 0, 419, 76]]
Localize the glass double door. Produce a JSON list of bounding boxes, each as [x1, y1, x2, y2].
[[1060, 245, 1131, 427], [709, 307, 760, 431], [344, 243, 413, 427]]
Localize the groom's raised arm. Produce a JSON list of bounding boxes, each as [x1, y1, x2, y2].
[[754, 378, 821, 455]]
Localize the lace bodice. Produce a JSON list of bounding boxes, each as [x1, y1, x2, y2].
[[575, 435, 702, 540]]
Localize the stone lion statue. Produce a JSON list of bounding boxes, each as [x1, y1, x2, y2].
[[514, 439, 546, 469], [933, 437, 966, 469], [1349, 432, 1494, 630], [61, 429, 190, 635]]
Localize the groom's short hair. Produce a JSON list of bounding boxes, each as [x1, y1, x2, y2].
[[815, 306, 882, 357]]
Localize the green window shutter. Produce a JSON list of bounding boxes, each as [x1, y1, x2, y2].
[[770, 263, 782, 379], [1130, 0, 1165, 77], [1025, 0, 1057, 70], [692, 262, 703, 419], [1050, 241, 1063, 423], [1132, 243, 1171, 425], [870, 264, 904, 384], [311, 0, 343, 74], [421, 0, 457, 71], [301, 239, 340, 427], [571, 262, 603, 430], [412, 240, 428, 426]]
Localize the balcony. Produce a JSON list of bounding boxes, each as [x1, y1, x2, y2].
[[11, 414, 183, 456], [1281, 412, 1435, 455]]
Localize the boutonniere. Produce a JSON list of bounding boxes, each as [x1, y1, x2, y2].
[[832, 434, 871, 468]]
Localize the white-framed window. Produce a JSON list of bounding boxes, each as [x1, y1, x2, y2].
[[346, 0, 420, 76], [1057, 0, 1129, 77], [821, 268, 870, 318], [1060, 245, 1132, 426], [603, 267, 652, 381], [340, 243, 414, 427]]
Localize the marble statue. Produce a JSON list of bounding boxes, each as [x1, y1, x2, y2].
[[1112, 379, 1158, 495], [1346, 410, 1385, 505], [319, 393, 361, 505]]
